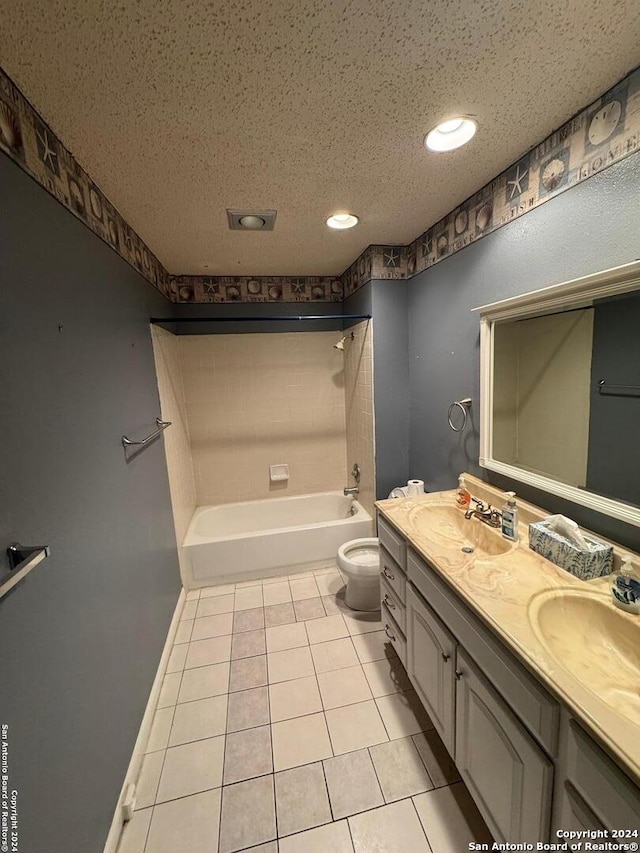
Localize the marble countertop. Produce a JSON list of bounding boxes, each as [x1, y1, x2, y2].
[[376, 477, 640, 785]]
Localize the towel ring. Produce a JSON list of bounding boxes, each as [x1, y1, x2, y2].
[[447, 398, 472, 432]]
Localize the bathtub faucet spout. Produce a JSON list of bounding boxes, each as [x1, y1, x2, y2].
[[343, 486, 359, 496]]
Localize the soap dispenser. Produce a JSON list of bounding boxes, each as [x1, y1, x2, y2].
[[455, 476, 470, 509], [501, 492, 519, 542], [611, 557, 640, 614]]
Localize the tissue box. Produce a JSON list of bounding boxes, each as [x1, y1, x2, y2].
[[528, 522, 613, 580]]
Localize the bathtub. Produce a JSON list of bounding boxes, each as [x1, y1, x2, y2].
[[183, 491, 373, 585]]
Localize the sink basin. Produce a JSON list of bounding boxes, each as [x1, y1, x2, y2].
[[529, 589, 640, 722], [407, 503, 513, 558]]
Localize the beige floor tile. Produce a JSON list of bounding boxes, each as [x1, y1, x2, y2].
[[233, 607, 265, 633], [343, 610, 383, 636], [323, 749, 384, 819], [234, 585, 264, 611], [317, 665, 372, 709], [219, 775, 276, 853], [267, 646, 314, 684], [229, 655, 268, 692], [117, 807, 151, 853], [178, 661, 230, 703], [263, 581, 292, 606], [145, 788, 221, 853], [196, 593, 234, 617], [174, 619, 194, 645], [231, 628, 266, 660], [181, 599, 198, 621], [413, 730, 460, 788], [413, 782, 493, 853], [370, 737, 434, 802], [157, 672, 181, 709], [185, 589, 201, 601], [272, 712, 333, 771], [351, 630, 397, 664], [168, 695, 227, 746], [269, 675, 323, 722], [362, 656, 412, 697], [226, 686, 269, 733], [200, 583, 235, 598], [279, 819, 354, 853], [243, 844, 278, 852], [312, 563, 340, 576], [166, 643, 188, 673], [191, 612, 234, 641], [275, 761, 332, 837], [348, 799, 431, 852], [311, 637, 360, 674], [325, 700, 388, 755], [263, 574, 291, 585], [185, 635, 232, 669], [375, 690, 434, 740], [315, 571, 346, 597], [305, 614, 349, 645], [236, 578, 264, 588], [156, 735, 224, 802], [135, 751, 164, 809], [264, 602, 296, 627], [223, 725, 273, 784], [294, 597, 326, 621], [289, 576, 321, 601], [266, 621, 309, 653], [145, 707, 174, 753]]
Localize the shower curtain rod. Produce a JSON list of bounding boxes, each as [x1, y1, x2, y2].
[[150, 314, 371, 323]]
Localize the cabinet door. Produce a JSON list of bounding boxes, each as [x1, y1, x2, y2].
[[406, 585, 456, 755], [558, 782, 605, 835], [455, 650, 554, 844]]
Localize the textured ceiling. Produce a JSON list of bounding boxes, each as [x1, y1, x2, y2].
[[1, 1, 640, 276]]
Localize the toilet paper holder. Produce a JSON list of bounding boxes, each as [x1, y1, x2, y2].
[[447, 398, 472, 432]]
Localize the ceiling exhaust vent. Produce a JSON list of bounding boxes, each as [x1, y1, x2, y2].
[[227, 209, 277, 231]]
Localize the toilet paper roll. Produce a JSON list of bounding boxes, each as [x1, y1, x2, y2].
[[407, 479, 425, 497]]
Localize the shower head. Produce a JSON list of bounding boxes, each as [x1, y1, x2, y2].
[[334, 332, 354, 351]]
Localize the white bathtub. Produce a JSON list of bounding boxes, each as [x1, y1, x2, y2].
[[183, 491, 373, 585]]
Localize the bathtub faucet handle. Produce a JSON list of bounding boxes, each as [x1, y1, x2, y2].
[[343, 486, 359, 496]]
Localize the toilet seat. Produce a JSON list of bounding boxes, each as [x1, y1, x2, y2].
[[337, 538, 379, 575]]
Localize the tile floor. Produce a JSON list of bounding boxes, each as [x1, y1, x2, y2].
[[117, 564, 493, 853]]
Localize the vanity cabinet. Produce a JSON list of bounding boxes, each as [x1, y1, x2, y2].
[[406, 585, 456, 754], [456, 649, 554, 842]]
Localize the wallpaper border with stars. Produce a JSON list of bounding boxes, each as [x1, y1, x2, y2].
[[1, 64, 639, 305]]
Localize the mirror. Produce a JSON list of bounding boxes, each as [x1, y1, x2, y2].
[[476, 261, 640, 527]]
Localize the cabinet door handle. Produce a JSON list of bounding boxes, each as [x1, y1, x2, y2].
[[382, 566, 395, 581], [383, 594, 396, 609], [441, 652, 450, 662], [455, 669, 464, 680], [384, 624, 396, 641]]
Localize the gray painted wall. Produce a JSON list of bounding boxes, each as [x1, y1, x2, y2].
[[0, 157, 181, 852], [407, 153, 640, 550]]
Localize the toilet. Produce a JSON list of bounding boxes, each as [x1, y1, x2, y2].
[[337, 538, 380, 611]]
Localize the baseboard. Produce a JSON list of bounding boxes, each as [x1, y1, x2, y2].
[[102, 586, 186, 853]]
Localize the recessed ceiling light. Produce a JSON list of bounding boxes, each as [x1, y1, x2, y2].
[[425, 117, 477, 152], [239, 214, 266, 229], [326, 213, 359, 230], [227, 209, 277, 231]]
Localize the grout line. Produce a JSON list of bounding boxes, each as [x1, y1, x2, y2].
[[409, 795, 434, 851]]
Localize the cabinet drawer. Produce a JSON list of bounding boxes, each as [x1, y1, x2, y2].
[[380, 545, 406, 603], [408, 548, 559, 756], [566, 721, 640, 830], [381, 602, 406, 666], [558, 782, 605, 834], [381, 576, 406, 633], [377, 514, 407, 570]]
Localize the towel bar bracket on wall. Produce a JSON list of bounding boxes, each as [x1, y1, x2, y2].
[[122, 418, 172, 449], [1, 542, 50, 599]]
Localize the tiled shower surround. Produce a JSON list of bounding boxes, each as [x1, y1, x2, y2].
[[343, 321, 375, 517], [117, 565, 492, 853]]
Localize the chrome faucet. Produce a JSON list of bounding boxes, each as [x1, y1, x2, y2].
[[344, 486, 359, 496], [464, 498, 502, 528]]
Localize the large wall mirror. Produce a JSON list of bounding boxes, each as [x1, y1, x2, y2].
[[475, 260, 640, 527]]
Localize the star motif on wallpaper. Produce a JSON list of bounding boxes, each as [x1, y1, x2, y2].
[[383, 248, 400, 268], [421, 236, 432, 257], [507, 163, 529, 199], [36, 127, 58, 170], [292, 282, 306, 294]]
